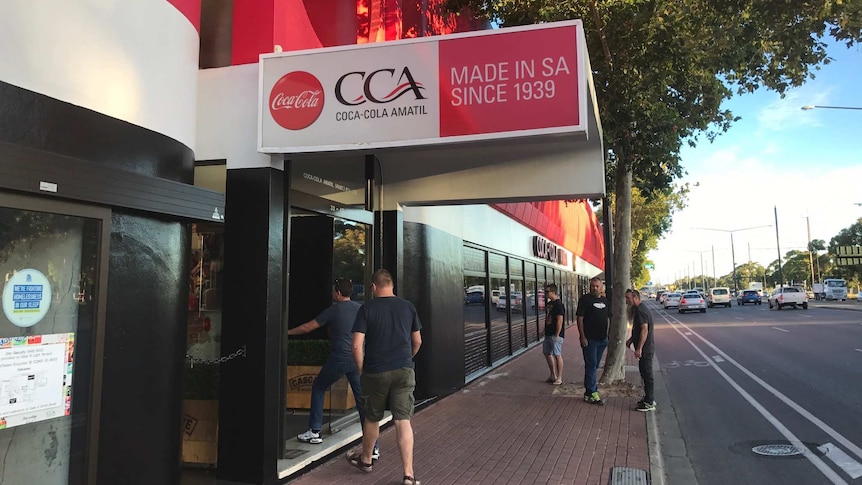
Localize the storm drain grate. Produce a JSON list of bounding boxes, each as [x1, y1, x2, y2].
[[752, 444, 804, 457], [283, 449, 310, 459], [609, 466, 649, 485]]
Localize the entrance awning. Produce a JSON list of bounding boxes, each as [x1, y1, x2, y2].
[[259, 20, 605, 205]]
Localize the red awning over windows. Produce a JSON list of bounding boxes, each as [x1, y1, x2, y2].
[[493, 201, 604, 270]]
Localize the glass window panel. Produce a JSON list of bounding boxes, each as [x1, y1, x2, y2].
[[464, 272, 488, 376], [489, 275, 508, 363]]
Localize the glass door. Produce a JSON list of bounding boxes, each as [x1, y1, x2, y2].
[[0, 192, 109, 485]]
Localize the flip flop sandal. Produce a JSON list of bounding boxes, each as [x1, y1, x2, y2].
[[402, 475, 421, 485], [545, 377, 556, 383], [346, 452, 373, 473]]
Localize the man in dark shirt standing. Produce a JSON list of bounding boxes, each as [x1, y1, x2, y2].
[[576, 277, 609, 405], [349, 269, 422, 485], [625, 289, 656, 411], [543, 284, 565, 386]]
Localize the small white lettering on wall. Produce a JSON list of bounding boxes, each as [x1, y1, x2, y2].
[[532, 236, 569, 266]]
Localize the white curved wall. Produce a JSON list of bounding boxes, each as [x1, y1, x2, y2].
[[0, 0, 199, 150]]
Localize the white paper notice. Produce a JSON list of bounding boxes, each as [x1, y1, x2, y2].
[[0, 333, 74, 429]]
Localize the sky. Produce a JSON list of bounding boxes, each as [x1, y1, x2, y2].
[[646, 38, 862, 286]]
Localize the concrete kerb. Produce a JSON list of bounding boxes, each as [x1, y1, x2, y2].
[[648, 354, 699, 485]]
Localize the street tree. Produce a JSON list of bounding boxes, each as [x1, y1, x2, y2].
[[445, 0, 862, 383]]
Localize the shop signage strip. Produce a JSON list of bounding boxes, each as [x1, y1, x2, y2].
[[259, 20, 587, 153]]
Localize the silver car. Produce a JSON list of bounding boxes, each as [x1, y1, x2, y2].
[[679, 291, 707, 313]]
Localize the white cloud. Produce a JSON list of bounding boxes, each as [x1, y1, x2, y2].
[[755, 86, 832, 133]]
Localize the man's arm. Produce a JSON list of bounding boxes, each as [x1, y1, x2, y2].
[[576, 316, 587, 346], [411, 330, 422, 357], [554, 314, 563, 339], [352, 332, 365, 373], [635, 323, 648, 358], [287, 319, 321, 336]]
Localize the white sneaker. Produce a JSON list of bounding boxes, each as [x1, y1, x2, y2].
[[372, 446, 380, 461], [297, 429, 323, 444]]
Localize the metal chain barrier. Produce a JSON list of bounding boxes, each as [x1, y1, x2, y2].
[[186, 345, 247, 368]]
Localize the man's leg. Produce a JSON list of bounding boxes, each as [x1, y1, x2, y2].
[[307, 361, 341, 433], [543, 337, 557, 380], [394, 419, 415, 478], [361, 419, 380, 464], [553, 337, 564, 384], [346, 367, 379, 458], [640, 355, 655, 403], [582, 340, 598, 394]]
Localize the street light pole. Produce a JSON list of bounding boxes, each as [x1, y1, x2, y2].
[[801, 105, 862, 111], [694, 225, 772, 292]]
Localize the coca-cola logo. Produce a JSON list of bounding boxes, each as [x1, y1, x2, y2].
[[269, 71, 324, 130]]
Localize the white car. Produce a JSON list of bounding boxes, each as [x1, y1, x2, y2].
[[679, 291, 707, 313], [707, 287, 732, 308], [496, 292, 522, 312], [663, 292, 681, 309]]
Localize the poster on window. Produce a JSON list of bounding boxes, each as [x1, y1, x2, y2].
[[0, 332, 74, 429]]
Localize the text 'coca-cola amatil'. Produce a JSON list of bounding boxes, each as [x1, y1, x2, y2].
[[269, 71, 324, 130]]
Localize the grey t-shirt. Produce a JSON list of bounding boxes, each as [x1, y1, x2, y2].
[[352, 296, 422, 374], [316, 300, 361, 361]]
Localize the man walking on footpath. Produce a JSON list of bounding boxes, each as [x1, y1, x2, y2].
[[349, 269, 423, 485], [577, 277, 609, 404], [287, 278, 379, 459], [543, 283, 565, 386], [625, 289, 656, 411]]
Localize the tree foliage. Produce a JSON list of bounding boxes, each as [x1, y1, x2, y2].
[[444, 0, 862, 383]]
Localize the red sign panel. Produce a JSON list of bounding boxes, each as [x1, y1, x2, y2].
[[438, 26, 579, 137]]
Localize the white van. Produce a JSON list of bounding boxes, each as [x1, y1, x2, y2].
[[707, 287, 731, 308]]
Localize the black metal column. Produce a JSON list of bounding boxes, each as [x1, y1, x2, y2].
[[217, 167, 286, 485], [373, 210, 404, 292]]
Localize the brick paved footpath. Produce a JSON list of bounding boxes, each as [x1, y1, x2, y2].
[[289, 335, 649, 485]]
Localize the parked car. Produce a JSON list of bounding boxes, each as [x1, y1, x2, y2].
[[464, 291, 484, 305], [496, 292, 522, 312], [679, 291, 707, 313], [663, 292, 682, 309], [736, 289, 761, 305], [768, 286, 809, 310], [707, 287, 732, 308], [656, 290, 666, 302]]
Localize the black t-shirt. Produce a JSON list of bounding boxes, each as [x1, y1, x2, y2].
[[544, 299, 565, 338], [631, 304, 655, 355], [575, 294, 609, 340], [352, 296, 422, 374]]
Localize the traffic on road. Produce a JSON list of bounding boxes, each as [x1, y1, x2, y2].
[[648, 299, 862, 485]]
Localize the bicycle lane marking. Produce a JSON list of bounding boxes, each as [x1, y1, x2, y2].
[[657, 311, 848, 485], [669, 314, 862, 464]]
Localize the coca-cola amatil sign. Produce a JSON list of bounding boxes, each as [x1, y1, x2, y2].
[[269, 71, 324, 130], [260, 21, 588, 152]]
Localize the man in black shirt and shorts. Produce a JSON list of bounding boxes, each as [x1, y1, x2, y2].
[[625, 289, 656, 411], [349, 269, 423, 485], [543, 284, 566, 386], [576, 277, 609, 404]]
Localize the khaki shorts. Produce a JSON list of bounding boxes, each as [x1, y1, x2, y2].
[[360, 367, 416, 422]]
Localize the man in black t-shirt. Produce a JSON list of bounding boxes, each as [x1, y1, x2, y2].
[[543, 284, 566, 386], [576, 277, 609, 405], [625, 289, 656, 411], [349, 269, 422, 485]]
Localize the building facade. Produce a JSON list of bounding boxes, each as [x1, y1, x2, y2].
[[0, 2, 605, 484]]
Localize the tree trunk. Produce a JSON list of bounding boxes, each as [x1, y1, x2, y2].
[[600, 163, 632, 385]]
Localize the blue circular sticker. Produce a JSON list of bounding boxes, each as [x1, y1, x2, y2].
[[2, 269, 53, 328]]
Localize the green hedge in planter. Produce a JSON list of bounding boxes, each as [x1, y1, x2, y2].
[[287, 339, 330, 366], [184, 363, 219, 400]]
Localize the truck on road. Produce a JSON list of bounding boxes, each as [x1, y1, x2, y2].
[[813, 278, 848, 301]]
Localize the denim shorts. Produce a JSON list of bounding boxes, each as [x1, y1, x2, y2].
[[360, 367, 416, 422], [543, 336, 564, 356]]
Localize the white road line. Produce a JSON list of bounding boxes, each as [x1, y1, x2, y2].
[[772, 327, 790, 333], [818, 443, 862, 479], [802, 315, 813, 318], [855, 349, 862, 353], [712, 355, 725, 363], [684, 332, 692, 335], [661, 313, 847, 484], [735, 317, 744, 320], [670, 317, 862, 464]]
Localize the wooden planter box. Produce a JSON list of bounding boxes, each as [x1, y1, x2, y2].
[[182, 399, 218, 465], [286, 366, 356, 410]]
